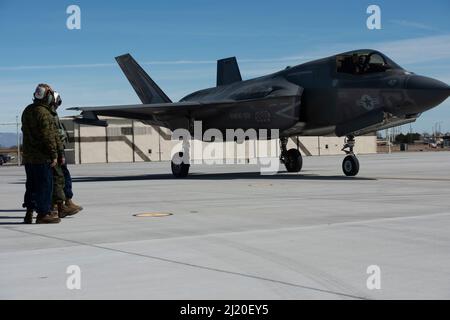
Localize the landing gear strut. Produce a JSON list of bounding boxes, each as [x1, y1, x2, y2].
[[171, 140, 190, 178], [280, 137, 303, 172], [341, 135, 359, 176]]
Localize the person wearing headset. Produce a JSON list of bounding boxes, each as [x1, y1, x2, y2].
[[22, 84, 61, 224], [51, 92, 82, 217]]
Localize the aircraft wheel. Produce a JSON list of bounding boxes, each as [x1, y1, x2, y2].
[[171, 152, 190, 178], [342, 155, 359, 176], [284, 149, 302, 172]]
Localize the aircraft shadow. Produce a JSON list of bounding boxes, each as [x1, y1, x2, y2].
[[70, 172, 376, 183], [0, 223, 25, 225], [0, 215, 26, 225]]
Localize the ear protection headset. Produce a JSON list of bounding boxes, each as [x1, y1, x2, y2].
[[33, 83, 54, 105]]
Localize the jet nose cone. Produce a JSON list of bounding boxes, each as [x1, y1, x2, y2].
[[407, 75, 449, 91], [406, 75, 450, 111]]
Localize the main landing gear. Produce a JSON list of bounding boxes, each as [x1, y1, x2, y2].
[[341, 135, 360, 177], [171, 140, 190, 178], [280, 137, 303, 172], [169, 136, 359, 177]]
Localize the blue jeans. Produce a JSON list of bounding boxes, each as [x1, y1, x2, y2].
[[62, 164, 73, 199], [24, 164, 53, 214]]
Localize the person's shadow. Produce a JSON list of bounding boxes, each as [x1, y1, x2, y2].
[[0, 210, 27, 225]]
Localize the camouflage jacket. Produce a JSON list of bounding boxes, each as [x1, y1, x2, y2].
[[54, 113, 69, 150], [21, 103, 62, 164]]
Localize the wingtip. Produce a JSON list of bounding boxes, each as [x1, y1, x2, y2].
[[115, 53, 132, 61], [217, 56, 237, 63]]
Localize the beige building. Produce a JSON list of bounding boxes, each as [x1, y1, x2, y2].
[[61, 117, 377, 165]]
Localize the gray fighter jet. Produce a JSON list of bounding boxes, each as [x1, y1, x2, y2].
[[70, 50, 450, 177]]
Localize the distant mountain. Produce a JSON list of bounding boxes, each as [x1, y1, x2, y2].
[[0, 133, 21, 148]]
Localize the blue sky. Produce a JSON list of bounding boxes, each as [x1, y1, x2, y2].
[[0, 0, 449, 133]]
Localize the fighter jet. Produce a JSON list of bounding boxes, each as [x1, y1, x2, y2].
[[70, 50, 450, 177]]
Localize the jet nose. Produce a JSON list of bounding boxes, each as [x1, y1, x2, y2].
[[407, 75, 450, 91], [406, 75, 450, 111]]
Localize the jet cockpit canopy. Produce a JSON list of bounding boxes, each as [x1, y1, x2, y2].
[[335, 49, 402, 75]]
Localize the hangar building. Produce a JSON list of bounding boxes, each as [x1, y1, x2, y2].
[[60, 117, 377, 165]]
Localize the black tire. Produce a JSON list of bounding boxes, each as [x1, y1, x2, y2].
[[284, 149, 302, 172], [171, 152, 190, 178], [342, 155, 360, 176]]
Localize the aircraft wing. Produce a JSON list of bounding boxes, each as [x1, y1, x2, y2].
[[69, 91, 301, 129], [68, 100, 230, 127], [68, 94, 280, 127], [70, 101, 212, 117]]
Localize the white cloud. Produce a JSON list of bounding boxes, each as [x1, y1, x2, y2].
[[373, 34, 450, 65], [390, 20, 437, 31], [0, 56, 314, 72], [1, 33, 450, 73], [0, 63, 116, 71], [1, 34, 450, 132]]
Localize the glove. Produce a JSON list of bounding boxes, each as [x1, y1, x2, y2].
[[58, 156, 65, 165]]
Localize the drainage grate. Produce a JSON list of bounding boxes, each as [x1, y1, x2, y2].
[[133, 212, 173, 218]]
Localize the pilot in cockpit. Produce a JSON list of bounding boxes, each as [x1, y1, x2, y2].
[[351, 54, 368, 75], [357, 55, 368, 74], [337, 51, 396, 75]]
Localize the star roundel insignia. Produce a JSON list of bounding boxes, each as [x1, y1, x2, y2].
[[358, 95, 376, 111]]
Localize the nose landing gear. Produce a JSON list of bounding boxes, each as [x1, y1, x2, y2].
[[341, 135, 360, 176], [171, 140, 190, 178], [280, 137, 303, 172]]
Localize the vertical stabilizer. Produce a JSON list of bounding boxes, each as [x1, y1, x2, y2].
[[217, 57, 242, 87], [115, 53, 172, 104]]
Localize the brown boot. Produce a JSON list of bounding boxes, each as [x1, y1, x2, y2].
[[58, 202, 79, 218], [65, 199, 83, 212], [36, 213, 61, 224], [54, 203, 66, 219], [24, 209, 33, 224]]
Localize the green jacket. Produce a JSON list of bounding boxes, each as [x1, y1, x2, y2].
[[21, 102, 62, 164], [54, 112, 69, 151]]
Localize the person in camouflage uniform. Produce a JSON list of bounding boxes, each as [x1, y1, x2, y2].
[[55, 93, 83, 213], [22, 84, 61, 224], [50, 92, 81, 218]]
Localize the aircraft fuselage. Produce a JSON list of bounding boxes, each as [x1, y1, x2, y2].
[[180, 50, 449, 139]]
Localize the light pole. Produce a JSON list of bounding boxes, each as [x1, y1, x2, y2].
[[16, 116, 21, 166], [437, 121, 443, 136], [385, 129, 391, 154]]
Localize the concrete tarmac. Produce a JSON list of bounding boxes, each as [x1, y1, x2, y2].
[[1, 152, 450, 299]]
